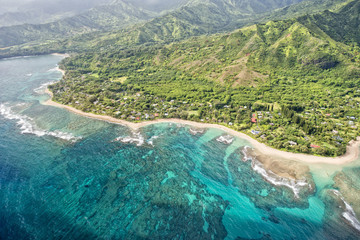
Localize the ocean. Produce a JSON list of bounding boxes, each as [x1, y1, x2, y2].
[[0, 55, 359, 239]]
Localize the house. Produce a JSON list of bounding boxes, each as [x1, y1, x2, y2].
[[310, 144, 320, 148], [251, 118, 257, 123], [154, 113, 159, 117], [288, 141, 297, 146], [251, 130, 260, 135]]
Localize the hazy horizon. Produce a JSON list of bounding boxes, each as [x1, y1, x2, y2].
[[0, 0, 187, 14]]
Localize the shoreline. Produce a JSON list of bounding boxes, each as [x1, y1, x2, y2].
[[55, 66, 65, 76], [44, 89, 360, 165], [51, 53, 70, 58]]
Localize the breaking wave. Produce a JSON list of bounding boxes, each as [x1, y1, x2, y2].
[[147, 135, 159, 146], [332, 190, 360, 232], [189, 128, 205, 135], [115, 132, 161, 147], [252, 159, 309, 198], [115, 132, 145, 146], [216, 135, 234, 145], [241, 146, 252, 162], [33, 81, 55, 94], [47, 66, 59, 72], [0, 103, 81, 142]]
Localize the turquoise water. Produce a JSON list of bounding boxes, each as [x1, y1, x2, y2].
[[1, 55, 360, 239]]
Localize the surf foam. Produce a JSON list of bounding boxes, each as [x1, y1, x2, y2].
[[147, 135, 159, 146], [33, 81, 56, 94], [216, 135, 234, 145], [332, 190, 360, 232], [252, 159, 309, 198], [189, 128, 205, 135], [241, 146, 252, 162], [115, 132, 145, 146], [0, 103, 81, 142]]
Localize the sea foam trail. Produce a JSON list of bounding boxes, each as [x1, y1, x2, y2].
[[189, 128, 205, 135], [241, 146, 252, 162], [115, 132, 161, 147], [0, 103, 81, 142], [147, 135, 159, 146], [47, 66, 59, 72], [216, 135, 234, 145], [33, 81, 56, 94], [332, 190, 360, 232], [115, 132, 145, 146], [252, 159, 309, 198]]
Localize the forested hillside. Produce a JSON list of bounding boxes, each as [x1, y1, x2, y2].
[[0, 1, 157, 48], [0, 0, 113, 27], [0, 0, 347, 59], [49, 0, 360, 157]]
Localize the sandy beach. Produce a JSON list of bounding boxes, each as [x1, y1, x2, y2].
[[51, 53, 70, 58], [44, 88, 360, 165], [51, 53, 68, 75]]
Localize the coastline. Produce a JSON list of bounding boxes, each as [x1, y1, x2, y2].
[[51, 53, 70, 58], [44, 89, 360, 165], [55, 66, 65, 76], [52, 53, 69, 76]]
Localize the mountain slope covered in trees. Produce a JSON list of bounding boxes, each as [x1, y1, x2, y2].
[[0, 0, 307, 49], [0, 0, 348, 59], [0, 1, 158, 48]]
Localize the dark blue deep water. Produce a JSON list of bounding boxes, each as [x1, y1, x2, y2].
[[0, 55, 360, 239]]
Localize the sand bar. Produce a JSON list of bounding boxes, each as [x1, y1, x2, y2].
[[51, 53, 70, 58], [44, 89, 360, 165]]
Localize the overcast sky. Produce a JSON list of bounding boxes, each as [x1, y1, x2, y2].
[[0, 0, 111, 14], [0, 0, 187, 15]]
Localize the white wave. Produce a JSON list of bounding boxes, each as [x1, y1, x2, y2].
[[332, 190, 360, 232], [115, 132, 145, 146], [216, 135, 234, 145], [33, 81, 55, 94], [189, 128, 205, 135], [241, 146, 252, 162], [26, 73, 32, 77], [47, 66, 59, 72], [252, 159, 309, 198], [0, 103, 81, 142], [147, 135, 159, 146]]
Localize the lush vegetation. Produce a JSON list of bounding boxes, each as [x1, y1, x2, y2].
[[0, 1, 156, 48], [49, 1, 360, 157], [0, 0, 346, 59]]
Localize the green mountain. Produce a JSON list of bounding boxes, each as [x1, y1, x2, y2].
[[0, 0, 347, 59], [48, 0, 360, 157], [0, 1, 157, 48], [124, 0, 189, 12], [0, 0, 113, 27], [113, 0, 306, 44], [0, 0, 307, 49], [298, 0, 360, 44]]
